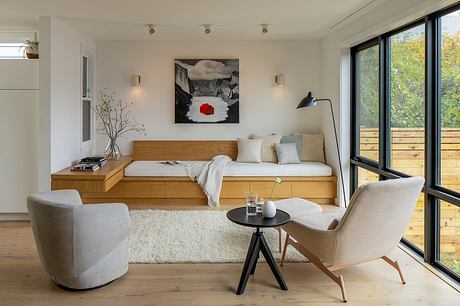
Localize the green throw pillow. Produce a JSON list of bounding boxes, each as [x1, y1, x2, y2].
[[280, 135, 302, 160]]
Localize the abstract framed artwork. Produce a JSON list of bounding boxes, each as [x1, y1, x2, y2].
[[175, 59, 239, 123]]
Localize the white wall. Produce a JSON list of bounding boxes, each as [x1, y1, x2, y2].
[[95, 40, 321, 155], [318, 0, 456, 206], [39, 17, 96, 185]]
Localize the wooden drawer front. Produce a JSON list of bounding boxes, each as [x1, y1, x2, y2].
[[165, 182, 205, 198], [250, 182, 292, 199], [124, 182, 165, 198], [292, 182, 336, 198], [82, 182, 125, 199], [104, 169, 124, 191], [51, 180, 105, 193], [220, 182, 249, 198]]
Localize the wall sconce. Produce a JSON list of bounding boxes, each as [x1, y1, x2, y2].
[[274, 74, 285, 86], [131, 74, 141, 86]]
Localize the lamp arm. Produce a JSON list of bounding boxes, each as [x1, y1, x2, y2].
[[318, 99, 347, 207]]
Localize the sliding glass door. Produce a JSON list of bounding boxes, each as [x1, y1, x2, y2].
[[351, 3, 460, 281]]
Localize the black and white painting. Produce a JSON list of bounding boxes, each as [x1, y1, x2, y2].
[[175, 59, 239, 123]]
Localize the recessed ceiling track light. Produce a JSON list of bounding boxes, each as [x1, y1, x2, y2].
[[261, 23, 269, 34], [147, 24, 155, 35], [202, 24, 212, 34]]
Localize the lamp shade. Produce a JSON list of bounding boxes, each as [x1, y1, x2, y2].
[[296, 91, 317, 109]]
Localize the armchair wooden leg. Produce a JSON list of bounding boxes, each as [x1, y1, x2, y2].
[[381, 256, 406, 284], [287, 236, 348, 302], [280, 233, 290, 267], [338, 275, 347, 303]]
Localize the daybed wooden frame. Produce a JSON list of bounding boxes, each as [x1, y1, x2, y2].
[[53, 140, 337, 205]]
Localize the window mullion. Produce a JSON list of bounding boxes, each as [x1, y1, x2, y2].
[[379, 36, 390, 177], [350, 49, 359, 194], [424, 15, 439, 264]]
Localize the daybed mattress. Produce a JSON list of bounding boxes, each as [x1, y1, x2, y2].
[[124, 161, 332, 177]]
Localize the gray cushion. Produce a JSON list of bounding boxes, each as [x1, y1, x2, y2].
[[275, 143, 301, 164], [280, 135, 302, 159]]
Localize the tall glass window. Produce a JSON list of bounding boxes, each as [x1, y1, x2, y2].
[[357, 45, 380, 161], [81, 52, 93, 145], [351, 4, 460, 281], [440, 10, 460, 193], [389, 24, 426, 177]]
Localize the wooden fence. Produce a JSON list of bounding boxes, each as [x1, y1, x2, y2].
[[358, 127, 460, 267]]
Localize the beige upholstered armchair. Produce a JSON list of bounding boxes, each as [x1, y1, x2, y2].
[[27, 190, 131, 290], [281, 177, 424, 302]]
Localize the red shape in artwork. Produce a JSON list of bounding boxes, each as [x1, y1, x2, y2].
[[200, 103, 214, 115]]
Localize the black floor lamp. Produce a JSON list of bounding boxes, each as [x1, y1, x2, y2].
[[297, 92, 347, 207]]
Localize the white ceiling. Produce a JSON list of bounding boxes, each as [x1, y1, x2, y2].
[[0, 0, 385, 40]]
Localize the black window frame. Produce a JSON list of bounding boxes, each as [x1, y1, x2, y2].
[[350, 2, 460, 283]]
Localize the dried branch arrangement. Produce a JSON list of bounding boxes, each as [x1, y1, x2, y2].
[[93, 89, 146, 159]]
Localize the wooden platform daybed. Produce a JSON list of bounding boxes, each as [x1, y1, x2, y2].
[[52, 140, 337, 205]]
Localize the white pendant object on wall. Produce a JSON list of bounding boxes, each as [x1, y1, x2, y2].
[[262, 200, 276, 218]]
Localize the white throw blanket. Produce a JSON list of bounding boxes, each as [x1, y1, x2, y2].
[[185, 155, 232, 207]]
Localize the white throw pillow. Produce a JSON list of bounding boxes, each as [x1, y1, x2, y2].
[[248, 134, 282, 163], [293, 133, 325, 162], [274, 143, 301, 165], [237, 138, 263, 163]]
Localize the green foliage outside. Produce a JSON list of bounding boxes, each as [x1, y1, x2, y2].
[[358, 31, 460, 129], [358, 46, 379, 128]]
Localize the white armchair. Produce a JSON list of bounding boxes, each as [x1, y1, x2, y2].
[[280, 177, 424, 302], [27, 190, 131, 290]]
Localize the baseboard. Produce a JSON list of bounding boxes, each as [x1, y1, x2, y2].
[[0, 213, 30, 221]]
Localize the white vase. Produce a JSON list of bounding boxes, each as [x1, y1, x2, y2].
[[262, 200, 276, 218]]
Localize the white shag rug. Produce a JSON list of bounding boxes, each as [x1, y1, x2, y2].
[[128, 210, 307, 264]]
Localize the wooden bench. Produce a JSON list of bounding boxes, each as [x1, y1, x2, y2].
[[51, 140, 337, 205]]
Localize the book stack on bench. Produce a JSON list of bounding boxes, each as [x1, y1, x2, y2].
[[71, 156, 107, 172]]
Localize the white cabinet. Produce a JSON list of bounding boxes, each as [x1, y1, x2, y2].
[[0, 60, 38, 213]]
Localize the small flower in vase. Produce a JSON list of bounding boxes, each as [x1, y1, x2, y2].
[[270, 177, 283, 200], [263, 177, 282, 218]]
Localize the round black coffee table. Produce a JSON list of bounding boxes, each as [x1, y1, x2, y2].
[[227, 207, 290, 295]]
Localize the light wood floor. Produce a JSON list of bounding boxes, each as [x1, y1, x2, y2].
[[1, 219, 459, 306]]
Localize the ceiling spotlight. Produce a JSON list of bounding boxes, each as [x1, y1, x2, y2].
[[261, 23, 269, 34], [203, 24, 212, 34], [147, 24, 155, 35]]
